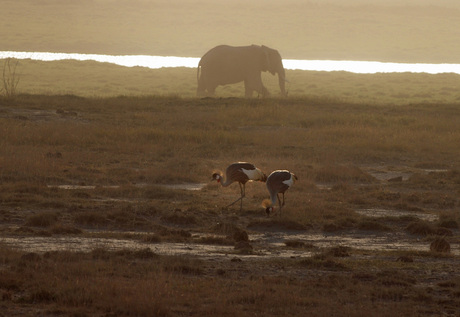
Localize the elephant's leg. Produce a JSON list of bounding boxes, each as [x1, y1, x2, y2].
[[197, 84, 206, 97], [207, 84, 217, 96], [197, 75, 207, 97], [246, 73, 269, 98], [259, 85, 269, 97], [255, 73, 269, 97], [244, 80, 254, 98]]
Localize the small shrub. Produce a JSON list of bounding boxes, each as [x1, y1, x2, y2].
[[156, 227, 191, 241], [438, 219, 459, 229], [434, 227, 453, 236], [211, 222, 246, 236], [115, 248, 157, 259], [430, 237, 450, 253], [327, 246, 351, 257], [233, 230, 248, 242], [25, 211, 59, 227], [234, 241, 253, 253], [322, 222, 342, 232], [1, 58, 20, 100], [299, 256, 346, 270], [196, 235, 234, 245], [358, 219, 391, 231], [50, 224, 83, 235], [74, 211, 108, 226], [285, 240, 306, 248], [142, 234, 161, 243], [161, 213, 197, 225], [27, 289, 56, 303], [314, 165, 375, 183], [247, 219, 306, 231], [405, 220, 435, 236]]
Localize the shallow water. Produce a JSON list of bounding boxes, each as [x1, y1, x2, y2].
[[157, 183, 207, 191], [355, 208, 439, 222], [47, 183, 207, 191], [1, 229, 457, 258], [3, 51, 460, 74]]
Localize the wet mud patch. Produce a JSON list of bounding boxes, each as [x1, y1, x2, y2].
[[47, 182, 207, 191], [363, 164, 453, 183], [156, 183, 207, 191], [356, 208, 438, 222], [2, 227, 458, 259], [0, 105, 85, 122]]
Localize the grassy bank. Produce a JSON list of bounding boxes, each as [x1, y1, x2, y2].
[[1, 95, 459, 184], [4, 58, 460, 104], [0, 245, 459, 316]]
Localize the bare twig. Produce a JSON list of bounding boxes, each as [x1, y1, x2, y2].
[[2, 58, 20, 99]]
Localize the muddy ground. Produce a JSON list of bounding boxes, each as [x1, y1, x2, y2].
[[0, 98, 459, 316]]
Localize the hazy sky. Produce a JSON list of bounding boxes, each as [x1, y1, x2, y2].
[[2, 0, 460, 63]]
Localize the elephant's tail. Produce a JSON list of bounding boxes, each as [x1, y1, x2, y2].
[[196, 60, 204, 97]]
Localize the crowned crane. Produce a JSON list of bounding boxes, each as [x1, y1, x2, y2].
[[212, 162, 267, 211], [263, 170, 297, 216]]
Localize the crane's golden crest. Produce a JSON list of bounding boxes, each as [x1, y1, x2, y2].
[[211, 170, 223, 181], [261, 199, 272, 208]]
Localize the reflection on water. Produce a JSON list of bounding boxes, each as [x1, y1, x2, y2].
[[2, 51, 460, 74], [47, 183, 207, 191], [355, 208, 438, 222]]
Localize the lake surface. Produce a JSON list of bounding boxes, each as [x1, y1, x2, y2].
[[2, 51, 460, 75]]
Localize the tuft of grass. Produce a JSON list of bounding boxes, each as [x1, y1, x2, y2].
[[298, 256, 347, 270], [25, 211, 60, 227], [430, 237, 451, 253], [50, 224, 82, 235], [405, 220, 435, 236], [284, 239, 316, 249], [357, 219, 392, 231], [314, 165, 376, 184], [73, 211, 108, 227], [247, 219, 307, 231]]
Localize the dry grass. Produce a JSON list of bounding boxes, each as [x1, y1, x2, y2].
[[0, 94, 459, 315], [5, 59, 460, 104], [0, 245, 459, 316]]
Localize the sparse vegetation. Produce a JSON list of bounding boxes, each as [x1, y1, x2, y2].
[[0, 94, 458, 315], [1, 58, 20, 100]]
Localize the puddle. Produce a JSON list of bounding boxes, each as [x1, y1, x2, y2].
[[355, 208, 438, 222], [0, 106, 86, 123], [157, 183, 207, 191], [1, 230, 458, 258], [364, 165, 451, 183], [423, 169, 449, 173], [48, 185, 98, 190], [47, 183, 207, 191], [365, 167, 413, 182], [252, 231, 459, 255], [0, 236, 234, 258]]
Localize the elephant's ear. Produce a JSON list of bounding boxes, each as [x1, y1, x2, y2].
[[260, 47, 270, 72]]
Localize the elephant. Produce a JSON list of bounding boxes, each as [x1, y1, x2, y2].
[[196, 45, 286, 98]]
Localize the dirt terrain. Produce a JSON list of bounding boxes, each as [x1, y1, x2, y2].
[[0, 95, 459, 315]]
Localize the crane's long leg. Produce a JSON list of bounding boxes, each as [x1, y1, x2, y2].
[[277, 193, 282, 215], [225, 182, 245, 210], [239, 183, 245, 211]]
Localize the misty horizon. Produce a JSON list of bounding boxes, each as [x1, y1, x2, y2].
[[3, 51, 460, 75]]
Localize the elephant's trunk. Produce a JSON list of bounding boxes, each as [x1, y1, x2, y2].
[[277, 66, 286, 97]]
